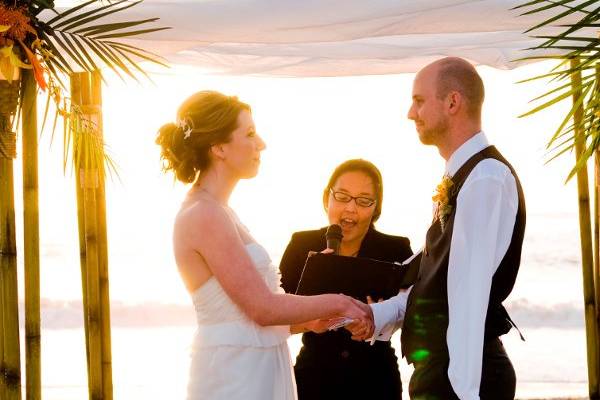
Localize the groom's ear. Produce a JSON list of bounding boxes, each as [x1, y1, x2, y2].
[[447, 91, 462, 115]]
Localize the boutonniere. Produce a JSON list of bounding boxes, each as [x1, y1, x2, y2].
[[432, 175, 454, 231]]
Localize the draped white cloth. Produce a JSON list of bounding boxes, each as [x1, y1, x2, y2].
[[90, 0, 587, 76]]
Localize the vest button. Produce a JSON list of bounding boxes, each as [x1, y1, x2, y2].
[[341, 350, 350, 359]]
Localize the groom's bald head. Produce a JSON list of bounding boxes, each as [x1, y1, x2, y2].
[[426, 57, 485, 119], [408, 57, 484, 157]]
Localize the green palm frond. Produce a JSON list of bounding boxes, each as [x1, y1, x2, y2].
[[65, 104, 118, 179], [41, 0, 170, 82], [28, 0, 168, 178], [29, 0, 58, 16], [1, 0, 168, 178], [517, 0, 600, 181], [513, 0, 596, 33]]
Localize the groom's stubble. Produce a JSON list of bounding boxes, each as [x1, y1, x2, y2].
[[416, 114, 450, 149]]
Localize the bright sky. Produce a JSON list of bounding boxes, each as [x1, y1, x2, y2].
[[10, 60, 580, 307]]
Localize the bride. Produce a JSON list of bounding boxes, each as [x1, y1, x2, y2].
[[156, 91, 372, 400]]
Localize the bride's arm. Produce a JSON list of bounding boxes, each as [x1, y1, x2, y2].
[[183, 202, 371, 327]]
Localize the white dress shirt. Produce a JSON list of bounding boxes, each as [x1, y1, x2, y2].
[[370, 132, 519, 400]]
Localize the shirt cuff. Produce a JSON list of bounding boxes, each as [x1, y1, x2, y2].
[[368, 301, 401, 344]]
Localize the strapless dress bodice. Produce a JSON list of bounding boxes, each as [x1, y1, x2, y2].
[[190, 242, 289, 348]]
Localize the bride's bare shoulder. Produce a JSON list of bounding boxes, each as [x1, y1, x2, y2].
[[176, 197, 231, 232]]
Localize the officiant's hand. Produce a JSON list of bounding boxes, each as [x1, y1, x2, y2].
[[306, 248, 333, 259]]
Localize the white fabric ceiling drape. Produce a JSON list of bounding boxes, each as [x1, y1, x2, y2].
[[63, 0, 585, 76]]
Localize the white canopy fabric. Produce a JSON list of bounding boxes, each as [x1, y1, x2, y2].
[[82, 0, 584, 76]]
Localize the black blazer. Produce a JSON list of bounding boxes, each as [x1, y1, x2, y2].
[[279, 226, 413, 400]]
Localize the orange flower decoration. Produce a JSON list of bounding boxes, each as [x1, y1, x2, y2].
[[0, 6, 36, 42], [432, 175, 454, 231], [18, 39, 46, 90]]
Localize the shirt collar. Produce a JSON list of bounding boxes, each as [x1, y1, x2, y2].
[[445, 131, 489, 176]]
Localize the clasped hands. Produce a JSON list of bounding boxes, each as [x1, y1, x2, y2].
[[306, 295, 377, 341]]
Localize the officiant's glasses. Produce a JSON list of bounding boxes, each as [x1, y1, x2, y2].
[[329, 189, 376, 208]]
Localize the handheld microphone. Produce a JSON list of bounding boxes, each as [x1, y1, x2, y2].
[[325, 224, 343, 255]]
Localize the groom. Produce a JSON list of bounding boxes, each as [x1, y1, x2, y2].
[[350, 57, 526, 399]]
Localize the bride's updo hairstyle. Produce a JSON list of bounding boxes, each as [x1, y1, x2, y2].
[[156, 91, 251, 183]]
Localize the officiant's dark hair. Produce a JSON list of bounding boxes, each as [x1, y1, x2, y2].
[[156, 91, 251, 183], [434, 57, 484, 118], [323, 159, 383, 223]]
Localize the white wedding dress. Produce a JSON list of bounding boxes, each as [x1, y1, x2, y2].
[[187, 242, 297, 400]]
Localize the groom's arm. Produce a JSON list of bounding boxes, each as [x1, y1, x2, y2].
[[446, 160, 518, 399], [367, 248, 421, 341], [366, 287, 411, 342], [348, 249, 419, 341]]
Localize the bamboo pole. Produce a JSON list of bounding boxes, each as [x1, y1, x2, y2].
[[21, 69, 42, 400], [595, 147, 600, 396], [91, 70, 113, 400], [0, 81, 9, 399], [0, 109, 7, 400], [0, 135, 21, 400], [0, 76, 22, 400], [78, 72, 103, 400], [0, 274, 5, 400], [571, 58, 600, 399], [82, 167, 102, 400], [71, 73, 92, 395], [595, 65, 600, 396]]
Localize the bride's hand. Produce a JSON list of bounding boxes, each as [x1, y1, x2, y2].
[[303, 318, 346, 333]]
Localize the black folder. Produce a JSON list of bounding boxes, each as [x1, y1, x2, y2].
[[295, 252, 421, 302]]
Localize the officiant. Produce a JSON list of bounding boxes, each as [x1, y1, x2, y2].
[[279, 159, 413, 400]]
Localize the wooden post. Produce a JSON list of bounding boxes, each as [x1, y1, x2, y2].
[[71, 72, 92, 397], [91, 70, 113, 400], [0, 75, 22, 400], [0, 130, 21, 400], [595, 64, 600, 397], [595, 147, 600, 396], [571, 58, 600, 399], [72, 71, 113, 400], [80, 71, 103, 400], [81, 166, 103, 400], [0, 275, 4, 400], [21, 69, 42, 400], [0, 267, 4, 400]]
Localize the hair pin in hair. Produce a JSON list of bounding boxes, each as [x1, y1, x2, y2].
[[176, 117, 194, 139]]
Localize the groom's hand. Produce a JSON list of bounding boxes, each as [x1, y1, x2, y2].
[[345, 298, 374, 341]]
